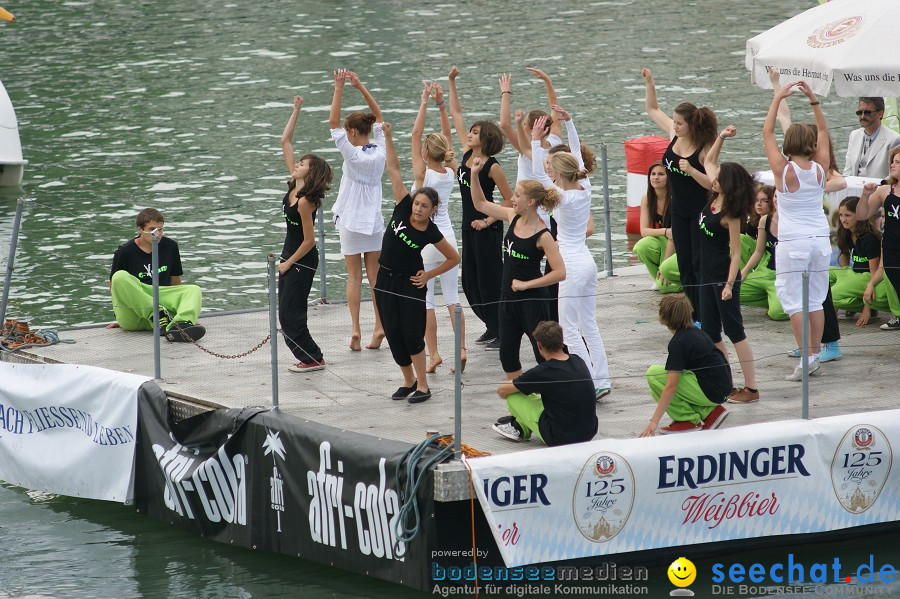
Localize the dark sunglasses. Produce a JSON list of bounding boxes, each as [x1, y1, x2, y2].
[[856, 110, 880, 116]]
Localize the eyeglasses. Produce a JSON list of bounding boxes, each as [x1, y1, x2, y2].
[[856, 110, 880, 116]]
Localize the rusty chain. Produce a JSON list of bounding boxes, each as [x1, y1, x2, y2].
[[175, 329, 271, 359]]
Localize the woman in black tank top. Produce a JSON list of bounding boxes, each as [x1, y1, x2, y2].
[[448, 66, 515, 346], [470, 159, 565, 379], [278, 96, 334, 371], [642, 68, 718, 321]]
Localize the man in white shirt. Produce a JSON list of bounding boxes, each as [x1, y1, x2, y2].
[[843, 97, 900, 180]]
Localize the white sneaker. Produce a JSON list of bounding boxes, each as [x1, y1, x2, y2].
[[785, 357, 820, 381], [492, 421, 523, 441]]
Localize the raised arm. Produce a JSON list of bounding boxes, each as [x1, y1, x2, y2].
[[763, 83, 796, 175], [447, 66, 469, 152], [411, 82, 431, 188], [526, 68, 563, 138], [499, 74, 524, 154], [553, 105, 584, 170], [431, 83, 456, 169], [470, 158, 514, 223], [703, 125, 735, 183], [857, 182, 888, 220], [768, 67, 792, 134], [281, 95, 303, 174], [382, 122, 408, 203], [346, 71, 382, 122], [514, 110, 532, 160], [798, 81, 830, 172], [641, 68, 674, 137], [329, 69, 346, 129], [531, 116, 560, 191]]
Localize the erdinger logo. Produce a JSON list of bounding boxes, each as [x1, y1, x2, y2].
[[831, 425, 893, 514], [807, 16, 863, 49], [572, 452, 635, 542]]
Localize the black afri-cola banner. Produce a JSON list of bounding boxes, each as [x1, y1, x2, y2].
[[134, 390, 437, 589]]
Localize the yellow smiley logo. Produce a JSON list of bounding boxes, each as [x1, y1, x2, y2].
[[668, 557, 697, 587]]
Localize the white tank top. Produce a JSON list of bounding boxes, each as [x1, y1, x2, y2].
[[777, 161, 828, 241]]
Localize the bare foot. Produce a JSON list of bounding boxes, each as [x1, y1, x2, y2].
[[450, 348, 467, 373], [349, 332, 362, 352], [366, 330, 385, 350], [426, 354, 443, 373]]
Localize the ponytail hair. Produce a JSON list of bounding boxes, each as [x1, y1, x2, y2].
[[549, 152, 588, 182], [424, 132, 455, 163], [519, 179, 561, 212], [344, 112, 377, 136], [549, 143, 597, 174], [674, 102, 718, 150]]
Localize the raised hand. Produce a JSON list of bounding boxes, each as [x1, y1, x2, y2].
[[531, 115, 548, 140], [499, 74, 512, 94], [382, 121, 392, 136], [471, 156, 483, 173], [421, 80, 431, 102], [448, 65, 460, 81], [641, 67, 653, 81], [798, 80, 816, 101], [293, 95, 303, 110], [776, 81, 800, 99], [333, 69, 346, 89], [862, 182, 879, 195], [525, 67, 549, 82], [720, 124, 737, 139], [514, 109, 526, 124], [550, 104, 571, 122], [346, 70, 363, 89], [431, 82, 445, 105], [767, 66, 781, 87]]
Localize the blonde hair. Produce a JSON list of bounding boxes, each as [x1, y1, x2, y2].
[[519, 180, 561, 212], [424, 132, 455, 163], [549, 152, 589, 182]]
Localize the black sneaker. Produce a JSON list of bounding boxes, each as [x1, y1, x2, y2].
[[485, 338, 501, 351], [475, 331, 496, 344], [157, 310, 172, 335], [881, 316, 900, 331], [495, 414, 515, 425], [165, 323, 206, 342], [391, 381, 417, 400], [407, 389, 432, 404]]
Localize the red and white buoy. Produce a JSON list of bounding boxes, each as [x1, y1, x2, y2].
[[624, 136, 669, 235]]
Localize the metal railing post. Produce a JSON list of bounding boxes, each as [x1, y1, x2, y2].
[[600, 142, 614, 277], [801, 271, 810, 419], [268, 254, 280, 409], [0, 197, 24, 329], [454, 304, 462, 459], [316, 209, 327, 303], [151, 230, 161, 380]]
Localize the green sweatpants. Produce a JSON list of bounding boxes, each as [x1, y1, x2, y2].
[[633, 235, 682, 293], [646, 364, 720, 425], [740, 263, 788, 320], [110, 269, 202, 331], [505, 392, 545, 442], [829, 267, 887, 311]]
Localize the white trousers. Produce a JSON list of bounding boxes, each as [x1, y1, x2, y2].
[[424, 261, 461, 310], [558, 249, 611, 388], [774, 237, 831, 315]]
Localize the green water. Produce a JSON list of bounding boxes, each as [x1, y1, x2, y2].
[[1, 0, 886, 596]]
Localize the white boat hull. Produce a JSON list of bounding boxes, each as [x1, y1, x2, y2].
[[0, 79, 26, 187]]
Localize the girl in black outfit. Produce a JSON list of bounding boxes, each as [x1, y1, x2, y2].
[[447, 66, 514, 347], [642, 68, 718, 320], [278, 96, 334, 372], [470, 161, 566, 379], [379, 123, 460, 404]]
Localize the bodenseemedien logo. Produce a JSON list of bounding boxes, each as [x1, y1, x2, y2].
[[668, 557, 697, 596]]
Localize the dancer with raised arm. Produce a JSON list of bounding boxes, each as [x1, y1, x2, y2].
[[470, 156, 565, 380], [329, 68, 386, 352], [763, 81, 833, 381], [531, 112, 611, 400], [378, 123, 460, 404], [641, 68, 718, 321], [447, 65, 514, 351], [278, 95, 333, 372]]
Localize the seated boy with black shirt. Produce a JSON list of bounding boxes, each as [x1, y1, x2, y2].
[[641, 294, 732, 436], [492, 321, 598, 446], [108, 208, 205, 341]]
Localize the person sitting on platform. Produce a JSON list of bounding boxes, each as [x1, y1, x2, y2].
[[831, 196, 888, 325], [632, 161, 680, 293], [108, 208, 205, 342], [641, 294, 731, 436], [492, 320, 597, 446]]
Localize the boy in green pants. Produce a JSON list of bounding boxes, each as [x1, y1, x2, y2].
[[492, 321, 598, 446], [107, 208, 205, 342], [641, 294, 732, 436]]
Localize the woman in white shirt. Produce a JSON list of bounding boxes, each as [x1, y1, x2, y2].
[[329, 69, 387, 352]]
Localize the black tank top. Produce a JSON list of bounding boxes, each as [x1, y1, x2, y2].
[[698, 202, 732, 281], [282, 184, 317, 266], [502, 215, 549, 294], [763, 214, 778, 271], [662, 138, 708, 218], [883, 187, 900, 256], [458, 149, 500, 226]]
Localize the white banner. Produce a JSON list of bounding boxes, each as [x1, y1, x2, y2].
[[467, 411, 900, 567], [0, 362, 149, 503]]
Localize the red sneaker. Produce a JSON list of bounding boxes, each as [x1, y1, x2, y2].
[[659, 420, 703, 435], [289, 359, 325, 372], [702, 405, 729, 430]]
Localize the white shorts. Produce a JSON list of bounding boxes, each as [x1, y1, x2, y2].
[[337, 220, 383, 256], [424, 261, 461, 309], [774, 237, 831, 315]]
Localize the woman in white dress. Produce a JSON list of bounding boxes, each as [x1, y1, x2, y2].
[[411, 82, 467, 373], [329, 69, 386, 351]]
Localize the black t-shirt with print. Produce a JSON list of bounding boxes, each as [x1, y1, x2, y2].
[[110, 236, 183, 286], [502, 215, 550, 294], [379, 195, 444, 275], [850, 232, 880, 274], [282, 183, 318, 267], [513, 354, 598, 446], [665, 327, 733, 404]]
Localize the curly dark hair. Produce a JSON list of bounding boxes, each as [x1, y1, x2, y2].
[[291, 154, 333, 209], [710, 162, 754, 220]]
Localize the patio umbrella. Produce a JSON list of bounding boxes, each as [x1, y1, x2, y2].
[[746, 0, 900, 97]]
